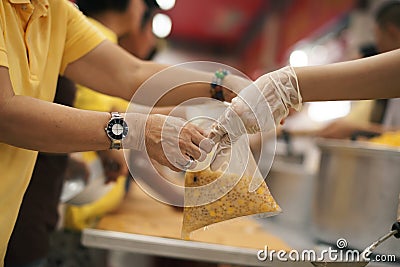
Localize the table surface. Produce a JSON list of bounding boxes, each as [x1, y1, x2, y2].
[[82, 183, 313, 266]]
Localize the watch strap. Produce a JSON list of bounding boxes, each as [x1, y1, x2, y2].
[[107, 112, 126, 150], [110, 139, 123, 150]]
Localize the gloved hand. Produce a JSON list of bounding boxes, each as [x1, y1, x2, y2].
[[125, 113, 214, 172], [209, 66, 302, 171]]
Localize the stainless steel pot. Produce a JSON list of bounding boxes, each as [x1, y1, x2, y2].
[[312, 139, 400, 257]]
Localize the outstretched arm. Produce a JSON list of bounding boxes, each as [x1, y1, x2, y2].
[[0, 66, 110, 152], [0, 67, 211, 171], [63, 40, 249, 106], [208, 49, 400, 170], [296, 48, 400, 102]]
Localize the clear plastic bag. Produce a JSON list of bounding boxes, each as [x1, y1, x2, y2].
[[181, 132, 281, 239]]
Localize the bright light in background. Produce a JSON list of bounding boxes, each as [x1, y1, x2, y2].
[[308, 101, 351, 122], [152, 13, 172, 38], [289, 50, 308, 67], [156, 0, 176, 10], [310, 45, 328, 65]]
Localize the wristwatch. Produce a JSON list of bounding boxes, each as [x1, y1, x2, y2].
[[105, 112, 129, 150]]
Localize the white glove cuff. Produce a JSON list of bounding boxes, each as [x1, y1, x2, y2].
[[261, 66, 302, 124], [276, 66, 302, 111], [124, 113, 147, 151]]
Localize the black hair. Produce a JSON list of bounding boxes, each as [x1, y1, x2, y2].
[[143, 0, 159, 9], [359, 43, 378, 57], [76, 0, 159, 16], [76, 0, 131, 16], [375, 1, 400, 29]]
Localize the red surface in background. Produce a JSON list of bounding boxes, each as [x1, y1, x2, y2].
[[276, 0, 355, 63], [165, 0, 355, 73], [165, 0, 266, 45]]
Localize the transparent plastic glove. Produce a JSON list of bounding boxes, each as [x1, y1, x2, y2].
[[209, 66, 302, 171], [125, 113, 214, 172]]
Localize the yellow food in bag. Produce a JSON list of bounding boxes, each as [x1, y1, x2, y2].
[[181, 169, 281, 239]]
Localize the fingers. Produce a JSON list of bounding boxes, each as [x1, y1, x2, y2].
[[145, 114, 215, 172], [180, 141, 202, 160], [210, 140, 231, 172], [181, 122, 213, 157], [199, 139, 214, 154], [186, 124, 213, 152], [176, 153, 197, 170], [188, 127, 206, 146]]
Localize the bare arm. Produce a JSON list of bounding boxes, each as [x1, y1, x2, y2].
[[296, 49, 400, 102], [0, 67, 110, 152], [0, 65, 211, 171], [63, 40, 249, 106]]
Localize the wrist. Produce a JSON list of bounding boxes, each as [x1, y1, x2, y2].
[[122, 113, 147, 151], [105, 112, 129, 150], [210, 69, 229, 101], [275, 66, 302, 110], [262, 66, 302, 125], [223, 75, 252, 101]]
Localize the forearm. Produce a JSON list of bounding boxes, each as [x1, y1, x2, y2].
[[64, 41, 248, 106], [0, 95, 110, 153], [131, 61, 213, 106], [64, 41, 210, 105], [133, 62, 250, 106], [296, 49, 400, 102]]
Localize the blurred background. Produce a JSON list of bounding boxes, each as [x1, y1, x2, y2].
[[147, 0, 388, 129], [28, 1, 400, 267]]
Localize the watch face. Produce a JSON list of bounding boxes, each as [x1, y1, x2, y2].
[[106, 118, 128, 140]]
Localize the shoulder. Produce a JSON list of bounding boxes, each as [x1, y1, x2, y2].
[[47, 0, 81, 18]]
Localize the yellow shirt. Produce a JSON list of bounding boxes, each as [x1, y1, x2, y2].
[[0, 0, 105, 264], [74, 18, 128, 112]]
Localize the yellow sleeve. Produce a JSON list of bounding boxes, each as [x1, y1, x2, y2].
[[74, 84, 129, 112], [0, 23, 8, 68], [60, 1, 106, 74], [72, 17, 129, 112], [64, 176, 127, 231], [344, 100, 374, 125]]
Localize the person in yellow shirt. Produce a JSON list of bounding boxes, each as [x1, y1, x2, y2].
[[0, 0, 243, 265], [5, 76, 79, 267], [5, 0, 155, 266]]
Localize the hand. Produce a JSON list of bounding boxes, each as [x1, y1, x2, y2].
[[97, 150, 129, 184], [209, 66, 302, 171], [146, 114, 214, 171], [64, 156, 90, 184], [316, 119, 381, 140], [316, 120, 359, 139], [125, 113, 214, 172]]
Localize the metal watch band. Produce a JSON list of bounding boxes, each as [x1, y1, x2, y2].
[[110, 139, 122, 150], [108, 112, 125, 150], [111, 111, 122, 119]]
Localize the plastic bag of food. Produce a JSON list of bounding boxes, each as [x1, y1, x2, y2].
[[181, 133, 281, 239]]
